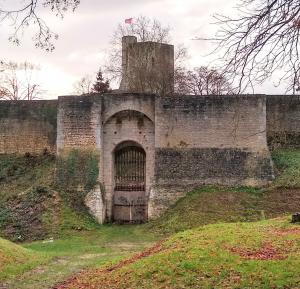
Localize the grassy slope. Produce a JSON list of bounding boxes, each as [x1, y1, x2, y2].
[[0, 237, 47, 281], [146, 186, 300, 235], [0, 149, 299, 287], [58, 218, 300, 289], [4, 226, 157, 289], [1, 149, 299, 240], [146, 149, 300, 235], [0, 154, 158, 287], [0, 154, 99, 241], [0, 154, 54, 202]]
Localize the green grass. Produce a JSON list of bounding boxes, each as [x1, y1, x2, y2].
[[61, 217, 300, 289], [2, 225, 157, 289], [0, 149, 299, 288], [144, 185, 294, 236], [272, 149, 300, 188], [0, 237, 48, 281], [0, 149, 298, 241], [0, 154, 54, 201], [0, 154, 101, 241], [145, 149, 300, 236]]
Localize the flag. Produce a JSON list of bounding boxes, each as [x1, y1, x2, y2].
[[125, 18, 133, 24]]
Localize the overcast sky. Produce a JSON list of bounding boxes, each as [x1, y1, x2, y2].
[[0, 0, 284, 99]]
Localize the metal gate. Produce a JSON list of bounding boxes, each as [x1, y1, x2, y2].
[[113, 146, 147, 223]]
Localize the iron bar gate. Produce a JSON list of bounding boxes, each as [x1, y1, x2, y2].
[[113, 145, 147, 223], [114, 146, 146, 191]]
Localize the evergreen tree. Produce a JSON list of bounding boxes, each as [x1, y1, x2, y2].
[[92, 69, 111, 94]]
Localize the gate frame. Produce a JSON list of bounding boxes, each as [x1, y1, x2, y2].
[[101, 109, 155, 222], [112, 140, 148, 222]]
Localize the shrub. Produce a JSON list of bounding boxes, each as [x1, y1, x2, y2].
[[55, 149, 99, 210], [272, 149, 300, 188]]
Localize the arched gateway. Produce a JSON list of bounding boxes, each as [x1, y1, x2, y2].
[[113, 141, 147, 223], [54, 36, 274, 225]]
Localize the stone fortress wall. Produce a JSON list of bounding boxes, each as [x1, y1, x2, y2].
[[0, 36, 299, 222], [52, 92, 277, 220], [1, 93, 299, 220], [1, 95, 298, 156], [56, 94, 101, 153], [0, 100, 57, 154], [154, 95, 271, 186]]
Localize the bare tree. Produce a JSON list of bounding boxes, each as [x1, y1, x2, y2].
[[0, 61, 43, 100], [73, 75, 93, 95], [106, 15, 188, 87], [208, 0, 300, 93], [175, 66, 233, 95], [0, 0, 80, 51], [174, 66, 190, 95]]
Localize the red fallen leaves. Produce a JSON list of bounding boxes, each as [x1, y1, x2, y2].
[[106, 241, 163, 272], [227, 242, 288, 260], [52, 240, 164, 289], [272, 228, 300, 236]]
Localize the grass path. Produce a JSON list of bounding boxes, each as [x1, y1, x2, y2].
[[0, 149, 299, 288], [1, 225, 157, 289], [55, 217, 300, 289]]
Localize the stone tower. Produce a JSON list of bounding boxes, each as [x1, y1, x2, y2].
[[119, 36, 174, 95]]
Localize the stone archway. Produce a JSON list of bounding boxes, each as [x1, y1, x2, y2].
[[113, 141, 147, 223], [101, 109, 155, 222]]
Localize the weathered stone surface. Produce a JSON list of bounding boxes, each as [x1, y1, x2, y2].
[[154, 148, 274, 186], [155, 95, 268, 150], [84, 185, 105, 224], [56, 94, 101, 153], [119, 36, 174, 95], [148, 185, 191, 219], [267, 95, 300, 148], [0, 100, 57, 154]]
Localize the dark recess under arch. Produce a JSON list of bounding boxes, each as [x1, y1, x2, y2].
[[113, 141, 147, 223]]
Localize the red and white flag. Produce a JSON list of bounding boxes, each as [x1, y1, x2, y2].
[[125, 18, 133, 24]]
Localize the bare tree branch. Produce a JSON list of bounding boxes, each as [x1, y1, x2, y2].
[[0, 0, 80, 51], [202, 0, 300, 93], [73, 75, 93, 95], [0, 61, 44, 100], [175, 66, 234, 95]]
